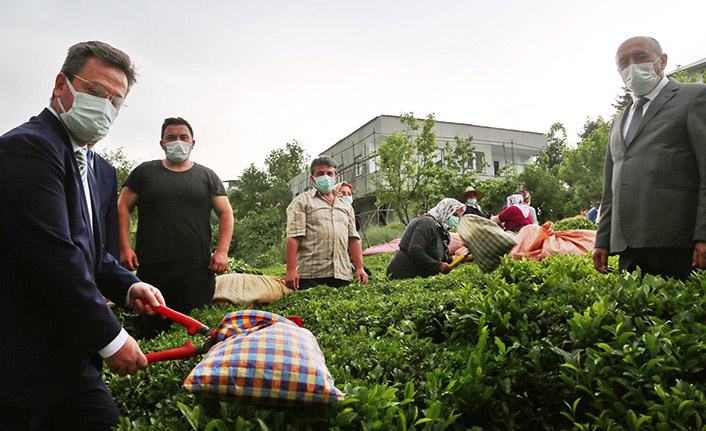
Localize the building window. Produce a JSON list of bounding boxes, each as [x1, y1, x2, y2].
[[469, 151, 485, 173], [356, 162, 365, 177], [493, 161, 500, 176]]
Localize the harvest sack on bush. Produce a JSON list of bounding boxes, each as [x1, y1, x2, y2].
[[510, 222, 596, 261], [362, 238, 401, 255], [457, 215, 517, 273], [183, 310, 344, 404], [448, 233, 464, 256], [213, 274, 294, 306]]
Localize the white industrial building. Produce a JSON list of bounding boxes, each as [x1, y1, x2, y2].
[[289, 114, 547, 198]]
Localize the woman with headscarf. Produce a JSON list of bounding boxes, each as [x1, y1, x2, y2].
[[520, 189, 538, 224], [386, 198, 466, 279], [491, 194, 533, 232], [334, 181, 354, 205]]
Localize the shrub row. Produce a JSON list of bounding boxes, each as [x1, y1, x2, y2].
[[110, 253, 706, 430]]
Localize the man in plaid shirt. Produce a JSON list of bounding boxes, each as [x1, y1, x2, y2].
[[285, 156, 368, 290]]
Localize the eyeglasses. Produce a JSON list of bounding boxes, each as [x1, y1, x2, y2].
[[71, 74, 126, 109]]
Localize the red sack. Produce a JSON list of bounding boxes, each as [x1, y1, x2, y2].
[[510, 222, 596, 261]]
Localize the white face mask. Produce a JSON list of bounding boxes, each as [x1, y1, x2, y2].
[[620, 58, 661, 97], [58, 79, 119, 142], [164, 140, 192, 162], [343, 196, 353, 205]]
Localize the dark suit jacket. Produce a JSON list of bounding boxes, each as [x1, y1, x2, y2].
[[92, 151, 120, 259], [0, 109, 139, 408], [596, 80, 706, 252]]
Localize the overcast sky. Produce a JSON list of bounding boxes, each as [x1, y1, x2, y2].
[[1, 0, 703, 181]]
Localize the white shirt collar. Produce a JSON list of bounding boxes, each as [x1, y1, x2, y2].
[[46, 106, 84, 152]]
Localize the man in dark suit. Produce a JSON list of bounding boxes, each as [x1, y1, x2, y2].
[[0, 41, 165, 430], [88, 145, 120, 259], [594, 36, 706, 279]]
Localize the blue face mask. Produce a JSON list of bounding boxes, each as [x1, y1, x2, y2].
[[343, 196, 353, 205], [446, 215, 459, 229], [314, 175, 335, 194], [466, 199, 477, 205]]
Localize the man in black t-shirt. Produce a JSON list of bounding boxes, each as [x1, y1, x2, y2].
[[118, 117, 234, 337]]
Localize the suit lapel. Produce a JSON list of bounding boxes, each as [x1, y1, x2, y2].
[[618, 101, 630, 147], [626, 80, 678, 149], [86, 164, 101, 266]]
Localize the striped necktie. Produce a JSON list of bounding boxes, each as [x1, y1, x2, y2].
[[75, 149, 88, 185]]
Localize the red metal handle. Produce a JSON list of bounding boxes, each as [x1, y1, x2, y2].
[[154, 304, 210, 335], [286, 316, 303, 327], [146, 341, 198, 363]]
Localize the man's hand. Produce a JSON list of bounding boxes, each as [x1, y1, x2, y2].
[[120, 246, 139, 271], [355, 267, 369, 285], [692, 241, 706, 269], [209, 251, 229, 273], [593, 247, 613, 274], [285, 268, 299, 290], [440, 262, 452, 274], [105, 335, 147, 376], [128, 282, 165, 315]]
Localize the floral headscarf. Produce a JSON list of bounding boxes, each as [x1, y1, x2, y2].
[[333, 182, 353, 196], [427, 198, 466, 229], [507, 194, 530, 218]]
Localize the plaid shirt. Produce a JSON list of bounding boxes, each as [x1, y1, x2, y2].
[[286, 189, 359, 280]]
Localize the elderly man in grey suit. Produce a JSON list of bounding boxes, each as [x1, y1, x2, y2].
[[593, 36, 706, 280]]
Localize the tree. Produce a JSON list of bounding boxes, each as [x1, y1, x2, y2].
[[228, 140, 308, 262], [229, 164, 270, 218], [558, 118, 610, 216], [263, 140, 309, 219], [434, 135, 483, 203], [372, 113, 480, 224], [536, 122, 567, 171], [612, 86, 631, 114], [99, 146, 138, 246], [517, 163, 570, 223], [671, 65, 705, 84], [98, 146, 136, 189]]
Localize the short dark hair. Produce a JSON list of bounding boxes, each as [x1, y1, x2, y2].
[[59, 41, 137, 91], [161, 117, 194, 139], [310, 156, 338, 175]]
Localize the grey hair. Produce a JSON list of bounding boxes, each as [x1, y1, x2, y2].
[[51, 41, 137, 99], [310, 156, 338, 174]]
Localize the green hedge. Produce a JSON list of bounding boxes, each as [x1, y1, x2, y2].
[[110, 253, 706, 430]]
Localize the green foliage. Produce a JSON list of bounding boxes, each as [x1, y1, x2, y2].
[[372, 113, 479, 224], [231, 206, 284, 263], [669, 66, 705, 84], [228, 141, 308, 263], [552, 216, 597, 231], [224, 257, 262, 275], [360, 224, 406, 249], [99, 146, 139, 246], [537, 122, 567, 171], [476, 164, 522, 216], [111, 252, 706, 430], [98, 146, 136, 190], [252, 238, 287, 269], [558, 118, 610, 216], [476, 117, 610, 222], [517, 163, 569, 223]]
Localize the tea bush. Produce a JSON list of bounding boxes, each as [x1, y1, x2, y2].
[[111, 252, 706, 430], [360, 224, 406, 248], [552, 216, 597, 231]]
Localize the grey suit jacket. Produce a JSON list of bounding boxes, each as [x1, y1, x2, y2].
[[596, 80, 706, 253]]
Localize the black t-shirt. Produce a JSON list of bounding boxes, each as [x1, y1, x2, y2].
[[123, 161, 226, 266]]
